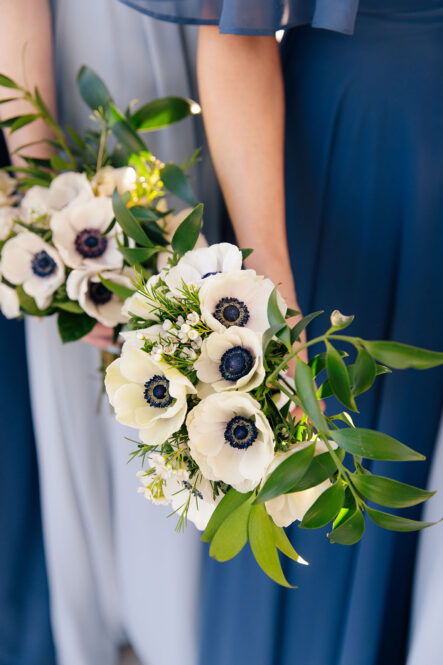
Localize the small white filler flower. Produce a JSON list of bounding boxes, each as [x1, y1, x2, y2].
[[187, 391, 275, 493], [195, 326, 265, 395], [0, 232, 64, 309], [105, 345, 196, 445], [199, 269, 286, 335]]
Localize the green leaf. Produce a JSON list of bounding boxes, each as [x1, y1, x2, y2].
[[109, 103, 147, 157], [130, 206, 160, 222], [294, 360, 328, 431], [119, 246, 161, 266], [288, 449, 345, 492], [331, 427, 425, 462], [249, 504, 294, 587], [209, 496, 253, 562], [9, 114, 40, 134], [290, 310, 323, 344], [57, 310, 96, 343], [50, 154, 72, 171], [365, 505, 440, 532], [171, 203, 204, 255], [352, 473, 435, 509], [318, 363, 389, 399], [328, 508, 365, 545], [326, 341, 357, 412], [353, 347, 377, 395], [271, 522, 309, 565], [112, 189, 154, 247], [99, 276, 134, 300], [255, 442, 316, 504], [202, 488, 253, 543], [77, 65, 113, 111], [262, 323, 287, 352], [66, 126, 85, 150], [241, 248, 253, 261], [56, 301, 84, 314], [286, 307, 301, 319], [16, 286, 52, 316], [0, 74, 20, 89], [131, 96, 197, 131], [363, 340, 443, 370], [268, 287, 285, 327], [309, 350, 348, 379], [300, 482, 345, 529], [160, 163, 197, 206]]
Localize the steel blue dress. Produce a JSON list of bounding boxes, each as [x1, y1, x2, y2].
[[118, 2, 443, 664]]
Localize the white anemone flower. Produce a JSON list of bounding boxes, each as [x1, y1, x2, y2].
[[0, 282, 20, 319], [187, 391, 275, 493], [264, 439, 338, 528], [170, 474, 222, 531], [199, 269, 286, 335], [66, 269, 132, 327], [47, 172, 94, 211], [92, 166, 137, 197], [105, 346, 196, 445], [0, 206, 20, 240], [21, 186, 51, 219], [195, 326, 265, 395], [0, 232, 64, 309], [51, 197, 122, 270], [156, 207, 208, 271], [0, 172, 17, 207]]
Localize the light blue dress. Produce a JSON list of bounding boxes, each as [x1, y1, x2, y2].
[[116, 2, 443, 665], [26, 2, 220, 664]]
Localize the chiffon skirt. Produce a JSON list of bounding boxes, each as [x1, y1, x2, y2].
[[199, 9, 443, 665]]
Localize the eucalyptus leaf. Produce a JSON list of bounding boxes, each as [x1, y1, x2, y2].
[[328, 508, 365, 545], [331, 427, 425, 462], [363, 340, 443, 370], [295, 360, 328, 431], [112, 189, 154, 247], [255, 442, 316, 504], [249, 504, 294, 587], [131, 96, 196, 131], [57, 310, 96, 343], [202, 488, 253, 543], [209, 496, 253, 562], [300, 482, 345, 529], [160, 163, 197, 206], [171, 203, 203, 255], [352, 473, 435, 508], [365, 505, 441, 532], [326, 341, 358, 412]]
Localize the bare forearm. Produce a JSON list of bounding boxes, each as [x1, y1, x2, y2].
[[0, 0, 55, 164], [197, 28, 297, 306]]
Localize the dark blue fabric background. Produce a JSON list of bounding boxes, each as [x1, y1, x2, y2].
[[0, 133, 55, 665]]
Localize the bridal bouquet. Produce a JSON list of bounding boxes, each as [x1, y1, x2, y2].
[[105, 201, 443, 587], [0, 67, 201, 343]]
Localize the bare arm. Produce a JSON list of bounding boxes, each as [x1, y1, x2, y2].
[[0, 0, 55, 165], [197, 28, 298, 309]]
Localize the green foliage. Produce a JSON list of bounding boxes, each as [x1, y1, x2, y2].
[[57, 310, 96, 343], [202, 488, 252, 543], [363, 340, 443, 370], [331, 427, 425, 462], [249, 504, 294, 587], [171, 203, 204, 256], [329, 507, 365, 545], [289, 449, 345, 492], [16, 286, 53, 317], [300, 482, 345, 529], [99, 276, 135, 300], [295, 360, 328, 431], [365, 505, 440, 532], [209, 496, 253, 562], [241, 248, 253, 261], [112, 189, 154, 247], [130, 96, 198, 131], [77, 66, 113, 112], [326, 341, 358, 412], [160, 163, 197, 206], [255, 443, 316, 504], [352, 473, 435, 509], [291, 310, 323, 344]]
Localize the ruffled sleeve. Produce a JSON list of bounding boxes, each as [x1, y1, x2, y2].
[[118, 0, 360, 35]]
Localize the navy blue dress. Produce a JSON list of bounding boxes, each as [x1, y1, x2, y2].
[[118, 2, 443, 664], [0, 137, 55, 664]]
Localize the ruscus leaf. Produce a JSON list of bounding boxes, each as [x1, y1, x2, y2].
[[249, 504, 295, 587], [255, 442, 316, 504], [363, 340, 443, 370], [171, 203, 203, 255], [331, 427, 425, 462], [365, 505, 441, 532], [300, 482, 345, 529], [326, 341, 358, 412], [112, 189, 154, 247], [160, 164, 197, 206], [202, 488, 253, 543], [209, 496, 253, 562], [352, 473, 435, 509], [295, 360, 328, 431]]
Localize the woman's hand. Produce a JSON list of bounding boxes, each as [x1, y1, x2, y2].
[[82, 323, 117, 351]]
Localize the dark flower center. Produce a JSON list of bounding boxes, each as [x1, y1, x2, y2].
[[31, 250, 57, 277], [75, 229, 108, 258], [88, 281, 113, 305], [224, 415, 258, 450], [144, 375, 173, 408], [214, 297, 250, 328], [183, 480, 203, 500], [201, 271, 221, 279], [219, 346, 254, 381]]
